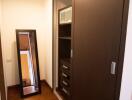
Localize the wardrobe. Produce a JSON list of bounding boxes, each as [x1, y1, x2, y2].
[[53, 0, 129, 100]]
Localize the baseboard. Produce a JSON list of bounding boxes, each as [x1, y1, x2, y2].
[[8, 84, 19, 89], [54, 89, 63, 100], [41, 79, 53, 91]]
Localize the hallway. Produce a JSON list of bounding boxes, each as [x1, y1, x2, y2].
[[8, 82, 58, 100]]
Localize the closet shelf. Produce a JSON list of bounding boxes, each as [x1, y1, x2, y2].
[[59, 22, 72, 26], [59, 37, 71, 40], [60, 58, 71, 65]]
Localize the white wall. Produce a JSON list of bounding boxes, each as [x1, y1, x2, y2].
[[0, 0, 7, 99], [1, 0, 53, 87], [44, 0, 53, 88], [120, 1, 132, 100]]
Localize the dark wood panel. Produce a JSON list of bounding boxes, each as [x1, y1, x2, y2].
[[0, 35, 6, 100], [115, 0, 129, 99], [72, 0, 128, 100]]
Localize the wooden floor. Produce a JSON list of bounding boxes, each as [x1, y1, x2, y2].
[[8, 82, 58, 100]]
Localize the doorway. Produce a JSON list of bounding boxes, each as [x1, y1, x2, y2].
[[0, 0, 53, 100]]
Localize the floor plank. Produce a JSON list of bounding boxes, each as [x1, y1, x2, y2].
[[8, 82, 58, 100]]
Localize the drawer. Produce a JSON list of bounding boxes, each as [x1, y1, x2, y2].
[[61, 65, 71, 77], [61, 78, 70, 87], [61, 71, 70, 80], [61, 63, 70, 71], [60, 84, 70, 96]]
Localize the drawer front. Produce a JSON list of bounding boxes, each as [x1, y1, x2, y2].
[[60, 84, 70, 96], [59, 60, 71, 99], [61, 64, 70, 71], [61, 71, 70, 80], [61, 64, 71, 76], [61, 77, 70, 87]]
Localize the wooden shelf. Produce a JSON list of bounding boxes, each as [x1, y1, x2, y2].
[[59, 37, 71, 40], [59, 22, 72, 26], [60, 58, 71, 65]]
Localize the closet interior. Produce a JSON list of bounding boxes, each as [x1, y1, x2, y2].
[[53, 0, 72, 99]]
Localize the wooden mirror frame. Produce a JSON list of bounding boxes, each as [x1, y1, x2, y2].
[[16, 29, 41, 98]]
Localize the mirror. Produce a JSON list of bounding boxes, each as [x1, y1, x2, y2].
[[16, 30, 41, 97]]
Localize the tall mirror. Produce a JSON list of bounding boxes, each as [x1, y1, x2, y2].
[[16, 30, 41, 97]]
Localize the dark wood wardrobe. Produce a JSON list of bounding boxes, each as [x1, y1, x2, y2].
[[53, 0, 129, 100]]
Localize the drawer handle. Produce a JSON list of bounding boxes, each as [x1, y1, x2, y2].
[[71, 49, 73, 58], [62, 88, 68, 94], [62, 73, 68, 78], [111, 61, 116, 75], [62, 65, 68, 69], [62, 81, 68, 86]]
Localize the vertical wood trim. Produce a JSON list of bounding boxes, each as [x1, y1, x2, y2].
[[115, 0, 129, 100], [0, 34, 6, 100], [52, 0, 55, 89], [71, 0, 75, 99]]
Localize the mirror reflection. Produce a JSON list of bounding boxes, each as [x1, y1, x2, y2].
[[16, 30, 41, 97]]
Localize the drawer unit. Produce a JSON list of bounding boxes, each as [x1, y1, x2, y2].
[[58, 59, 71, 99], [61, 64, 70, 75]]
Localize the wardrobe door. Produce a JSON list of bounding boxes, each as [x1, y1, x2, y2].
[[72, 0, 128, 100]]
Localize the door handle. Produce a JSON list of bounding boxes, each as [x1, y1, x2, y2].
[[111, 61, 116, 75], [71, 49, 73, 58]]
